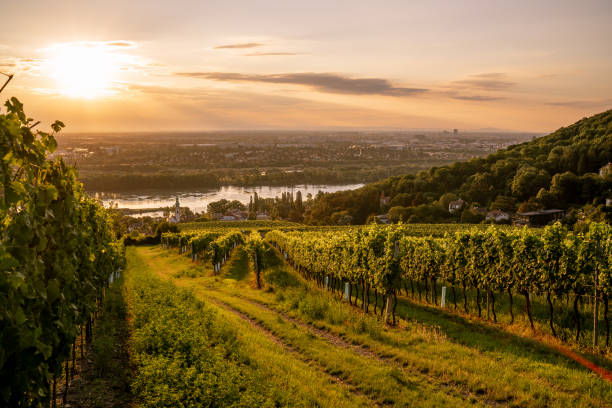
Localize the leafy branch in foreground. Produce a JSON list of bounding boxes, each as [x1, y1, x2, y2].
[[0, 97, 124, 407]]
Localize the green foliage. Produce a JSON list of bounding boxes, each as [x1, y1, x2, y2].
[[206, 198, 246, 214], [306, 109, 612, 224], [266, 222, 612, 312], [154, 221, 179, 239], [128, 267, 277, 407], [0, 98, 124, 406]]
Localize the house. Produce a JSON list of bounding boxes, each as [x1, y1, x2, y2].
[[486, 209, 511, 222], [606, 198, 612, 207], [599, 163, 612, 177], [167, 196, 181, 223], [256, 212, 271, 220], [221, 215, 237, 221], [513, 209, 565, 227], [448, 199, 465, 214], [380, 192, 390, 207]]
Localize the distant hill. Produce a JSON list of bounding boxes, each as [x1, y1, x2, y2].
[[304, 110, 612, 225]]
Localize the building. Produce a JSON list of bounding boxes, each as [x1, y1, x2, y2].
[[167, 196, 181, 223], [513, 209, 565, 227], [256, 212, 271, 220], [380, 192, 390, 207], [599, 162, 612, 177], [486, 209, 511, 222], [606, 198, 612, 207], [448, 199, 465, 214]]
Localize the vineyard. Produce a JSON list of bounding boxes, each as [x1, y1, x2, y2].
[[128, 227, 612, 407], [3, 99, 612, 406], [161, 222, 612, 349], [0, 99, 125, 406], [178, 219, 520, 237], [266, 223, 612, 344]]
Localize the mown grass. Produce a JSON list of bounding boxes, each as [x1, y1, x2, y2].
[[132, 245, 612, 407]]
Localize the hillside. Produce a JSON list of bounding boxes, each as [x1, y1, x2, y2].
[[305, 109, 612, 225]]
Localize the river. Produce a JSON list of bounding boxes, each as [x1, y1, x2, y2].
[[95, 184, 363, 217]]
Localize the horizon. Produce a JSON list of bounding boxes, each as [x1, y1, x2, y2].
[[2, 1, 611, 133]]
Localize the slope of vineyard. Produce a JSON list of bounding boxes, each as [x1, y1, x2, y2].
[[125, 238, 612, 407], [265, 223, 611, 347], [178, 221, 521, 237]]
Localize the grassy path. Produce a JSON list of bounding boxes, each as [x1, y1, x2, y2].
[[128, 245, 612, 407], [204, 296, 377, 404]]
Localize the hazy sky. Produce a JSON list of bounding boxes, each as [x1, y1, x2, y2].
[[1, 0, 611, 132]]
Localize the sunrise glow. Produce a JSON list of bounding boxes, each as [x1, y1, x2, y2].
[[46, 43, 118, 98]]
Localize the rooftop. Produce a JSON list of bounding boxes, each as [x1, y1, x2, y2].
[[516, 209, 565, 216]]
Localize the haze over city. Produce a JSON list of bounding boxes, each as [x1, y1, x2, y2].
[[1, 0, 611, 133]]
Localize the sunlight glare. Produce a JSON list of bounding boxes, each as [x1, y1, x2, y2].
[[47, 43, 118, 98]]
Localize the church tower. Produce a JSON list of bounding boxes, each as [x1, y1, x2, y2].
[[174, 196, 180, 222]]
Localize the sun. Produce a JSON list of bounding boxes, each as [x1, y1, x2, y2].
[[47, 43, 118, 98]]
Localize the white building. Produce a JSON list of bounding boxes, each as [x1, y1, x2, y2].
[[486, 209, 511, 222], [167, 196, 181, 223], [448, 199, 465, 214]]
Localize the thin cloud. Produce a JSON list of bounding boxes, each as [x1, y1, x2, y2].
[[176, 72, 428, 96], [546, 99, 612, 108], [451, 95, 505, 101], [214, 42, 263, 49], [244, 52, 298, 56], [451, 73, 515, 91], [106, 41, 136, 48]]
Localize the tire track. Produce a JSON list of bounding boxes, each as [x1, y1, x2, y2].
[[205, 296, 381, 407], [221, 246, 501, 405], [231, 293, 504, 407]]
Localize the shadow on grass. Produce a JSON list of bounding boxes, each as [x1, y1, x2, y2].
[[222, 247, 251, 281], [388, 294, 612, 373]]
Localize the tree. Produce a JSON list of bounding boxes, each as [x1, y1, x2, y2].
[[155, 221, 179, 239], [489, 195, 516, 212], [548, 171, 580, 206], [295, 190, 303, 212], [439, 192, 459, 210], [511, 165, 550, 201], [388, 206, 411, 223]]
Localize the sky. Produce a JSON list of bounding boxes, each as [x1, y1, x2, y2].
[[1, 0, 611, 133]]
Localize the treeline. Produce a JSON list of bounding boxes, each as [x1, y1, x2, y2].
[[80, 165, 418, 193], [266, 222, 611, 344], [0, 98, 125, 406], [80, 167, 394, 192], [305, 109, 612, 224]]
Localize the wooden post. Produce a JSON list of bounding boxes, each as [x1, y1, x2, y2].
[[254, 251, 261, 289], [384, 292, 392, 325]]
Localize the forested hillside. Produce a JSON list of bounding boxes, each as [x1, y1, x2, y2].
[[305, 110, 612, 225]]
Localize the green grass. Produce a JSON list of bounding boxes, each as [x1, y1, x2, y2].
[[126, 247, 373, 407], [128, 245, 612, 407]]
